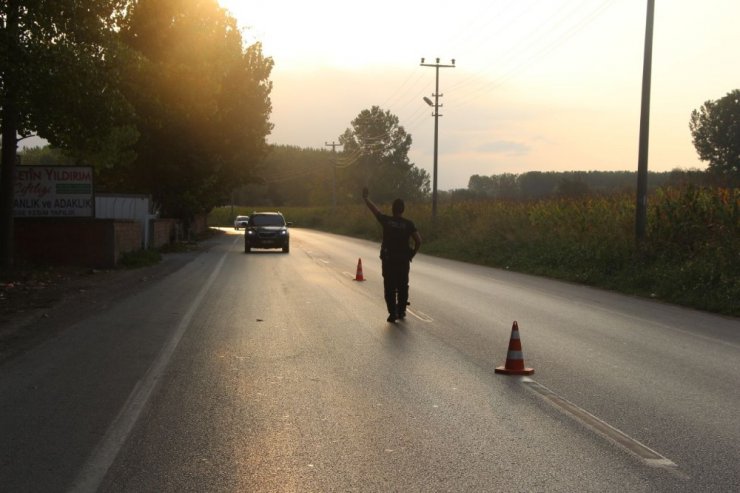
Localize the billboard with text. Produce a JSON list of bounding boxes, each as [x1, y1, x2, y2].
[[14, 166, 94, 218]]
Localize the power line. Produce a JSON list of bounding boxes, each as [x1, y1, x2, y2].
[[449, 0, 616, 100], [403, 0, 618, 139]]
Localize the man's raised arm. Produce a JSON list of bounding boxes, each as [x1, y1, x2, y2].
[[362, 187, 381, 217]]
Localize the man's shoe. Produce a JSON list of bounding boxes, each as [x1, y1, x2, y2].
[[387, 314, 397, 323], [397, 311, 406, 320]]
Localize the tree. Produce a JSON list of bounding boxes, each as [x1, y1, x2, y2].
[[235, 145, 335, 207], [518, 171, 556, 199], [1, 0, 136, 269], [467, 173, 519, 199], [556, 177, 590, 197], [496, 173, 520, 199], [689, 89, 740, 182], [467, 175, 495, 197], [337, 106, 429, 203], [17, 146, 74, 166], [100, 0, 274, 221]]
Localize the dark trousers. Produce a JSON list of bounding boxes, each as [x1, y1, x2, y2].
[[382, 258, 410, 316]]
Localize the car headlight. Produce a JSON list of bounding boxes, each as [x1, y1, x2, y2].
[[279, 230, 287, 236], [247, 230, 255, 235]]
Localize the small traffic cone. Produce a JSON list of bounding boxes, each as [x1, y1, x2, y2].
[[354, 258, 365, 281], [495, 321, 534, 375]]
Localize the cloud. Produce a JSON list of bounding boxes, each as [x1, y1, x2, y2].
[[476, 140, 531, 156]]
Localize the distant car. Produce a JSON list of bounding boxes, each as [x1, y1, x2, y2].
[[244, 212, 291, 253], [233, 215, 249, 230]]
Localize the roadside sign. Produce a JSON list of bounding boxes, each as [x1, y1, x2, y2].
[[14, 165, 94, 218]]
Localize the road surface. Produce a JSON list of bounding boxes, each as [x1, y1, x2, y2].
[[1, 228, 738, 492]]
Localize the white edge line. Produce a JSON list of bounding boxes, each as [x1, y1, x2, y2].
[[520, 377, 679, 470], [407, 308, 433, 322], [70, 244, 231, 492]]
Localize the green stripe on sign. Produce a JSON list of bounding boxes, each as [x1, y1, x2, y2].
[[56, 184, 92, 194]]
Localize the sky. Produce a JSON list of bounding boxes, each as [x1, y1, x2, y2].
[[216, 0, 739, 190]]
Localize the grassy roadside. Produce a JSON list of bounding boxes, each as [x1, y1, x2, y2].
[[211, 186, 739, 317]]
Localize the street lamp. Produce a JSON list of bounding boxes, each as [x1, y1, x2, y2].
[[420, 57, 455, 220]]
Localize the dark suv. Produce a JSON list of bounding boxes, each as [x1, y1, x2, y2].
[[244, 212, 291, 253]]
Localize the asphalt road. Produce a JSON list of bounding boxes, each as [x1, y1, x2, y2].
[[1, 228, 738, 492]]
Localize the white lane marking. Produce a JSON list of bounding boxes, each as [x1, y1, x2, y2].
[[70, 240, 233, 492], [407, 308, 433, 322], [319, 259, 330, 264], [520, 377, 679, 470]]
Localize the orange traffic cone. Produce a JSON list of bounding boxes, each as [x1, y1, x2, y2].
[[495, 321, 534, 375], [354, 258, 365, 281]]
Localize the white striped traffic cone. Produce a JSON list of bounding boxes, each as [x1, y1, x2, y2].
[[354, 258, 365, 281], [495, 321, 534, 375]]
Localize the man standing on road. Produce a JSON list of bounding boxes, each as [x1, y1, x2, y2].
[[362, 187, 422, 322]]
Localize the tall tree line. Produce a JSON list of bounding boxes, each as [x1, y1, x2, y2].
[[233, 107, 430, 207], [0, 0, 273, 268], [101, 0, 273, 220], [456, 169, 718, 201]]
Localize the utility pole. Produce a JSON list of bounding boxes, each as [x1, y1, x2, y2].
[[325, 141, 342, 210], [635, 0, 655, 243], [420, 57, 455, 220]]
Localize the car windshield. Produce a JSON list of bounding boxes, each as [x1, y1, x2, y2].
[[236, 216, 248, 221], [251, 214, 285, 227]]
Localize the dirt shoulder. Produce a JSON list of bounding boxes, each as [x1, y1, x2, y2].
[[0, 231, 224, 365]]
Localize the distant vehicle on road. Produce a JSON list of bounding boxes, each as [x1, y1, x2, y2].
[[244, 212, 291, 253], [233, 215, 249, 230]]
